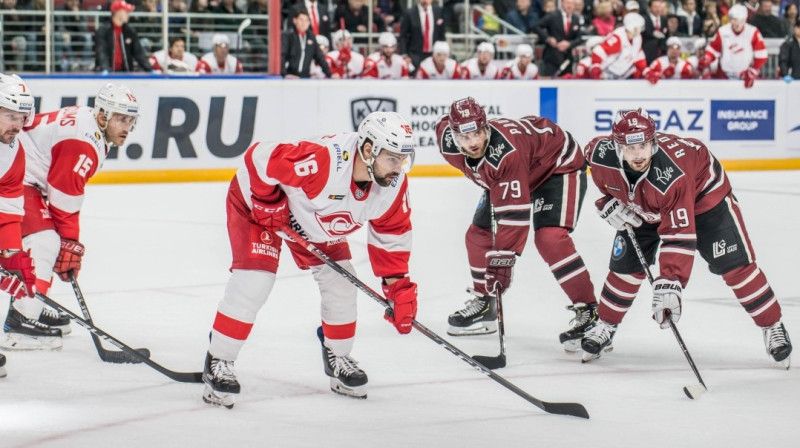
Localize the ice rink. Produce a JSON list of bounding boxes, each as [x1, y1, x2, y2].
[[1, 170, 798, 448]]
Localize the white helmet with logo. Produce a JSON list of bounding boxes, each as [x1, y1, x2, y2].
[[728, 4, 748, 21], [94, 83, 139, 131], [378, 32, 397, 48], [0, 73, 35, 125], [623, 12, 645, 33], [357, 111, 415, 174]]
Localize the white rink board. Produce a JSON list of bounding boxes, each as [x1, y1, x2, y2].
[[24, 77, 800, 173]]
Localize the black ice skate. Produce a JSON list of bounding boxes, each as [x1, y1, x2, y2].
[[202, 352, 241, 409], [763, 321, 792, 369], [581, 320, 617, 363], [38, 306, 72, 335], [560, 302, 598, 353], [0, 352, 6, 378], [2, 307, 62, 351], [447, 289, 497, 336], [317, 327, 368, 399]]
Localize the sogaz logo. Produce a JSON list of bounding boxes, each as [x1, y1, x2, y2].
[[595, 109, 703, 133]]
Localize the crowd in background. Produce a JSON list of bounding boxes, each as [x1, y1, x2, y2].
[[0, 0, 798, 80]]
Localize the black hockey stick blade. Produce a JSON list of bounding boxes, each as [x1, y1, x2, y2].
[[472, 354, 506, 370], [100, 347, 152, 364]]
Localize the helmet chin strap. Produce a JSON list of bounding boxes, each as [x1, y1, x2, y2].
[[358, 142, 378, 183]]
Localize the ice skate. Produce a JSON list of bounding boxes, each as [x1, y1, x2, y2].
[[318, 327, 367, 399], [447, 289, 497, 336], [0, 352, 6, 378], [560, 302, 598, 353], [2, 307, 62, 351], [202, 352, 240, 409], [763, 321, 792, 369], [581, 320, 617, 363], [38, 306, 72, 335]]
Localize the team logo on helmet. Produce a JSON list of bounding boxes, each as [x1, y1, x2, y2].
[[350, 97, 396, 131], [625, 132, 645, 144], [458, 121, 478, 133]]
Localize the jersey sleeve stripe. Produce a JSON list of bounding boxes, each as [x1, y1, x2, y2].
[[47, 186, 84, 213], [493, 204, 532, 212], [367, 229, 412, 253], [0, 196, 23, 216], [497, 219, 531, 227], [661, 233, 697, 241]]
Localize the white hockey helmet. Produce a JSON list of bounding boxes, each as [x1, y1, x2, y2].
[[332, 29, 351, 44], [378, 32, 397, 48], [623, 12, 645, 33], [585, 36, 605, 52], [94, 83, 140, 131], [357, 111, 415, 174], [316, 34, 330, 50], [432, 41, 450, 56], [666, 36, 682, 49], [0, 73, 35, 125], [477, 42, 495, 54], [728, 4, 748, 21], [516, 43, 534, 58]]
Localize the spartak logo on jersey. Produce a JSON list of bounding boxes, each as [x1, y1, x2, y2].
[[315, 211, 362, 236], [351, 97, 396, 130]]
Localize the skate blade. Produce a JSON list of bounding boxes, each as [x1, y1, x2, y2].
[[329, 378, 367, 399], [0, 366, 6, 378], [562, 339, 581, 353], [581, 345, 614, 363], [447, 321, 498, 337], [202, 385, 236, 409], [1, 334, 63, 351], [779, 356, 791, 370]]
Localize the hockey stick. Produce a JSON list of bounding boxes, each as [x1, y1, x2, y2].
[[281, 225, 589, 419], [28, 290, 203, 383], [624, 224, 708, 399], [68, 271, 150, 364], [473, 205, 507, 369]]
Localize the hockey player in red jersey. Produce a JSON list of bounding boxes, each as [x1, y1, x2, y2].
[[0, 73, 37, 373], [435, 97, 598, 353], [202, 111, 418, 408], [699, 4, 767, 88], [2, 83, 140, 351], [582, 109, 792, 367]]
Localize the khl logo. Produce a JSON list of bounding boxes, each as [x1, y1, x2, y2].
[[350, 97, 397, 130]]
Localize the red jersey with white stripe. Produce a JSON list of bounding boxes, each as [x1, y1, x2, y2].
[[233, 134, 412, 277], [325, 50, 368, 78], [362, 52, 410, 79], [592, 27, 646, 79], [705, 23, 767, 79], [18, 106, 107, 241], [435, 115, 584, 255], [148, 49, 199, 73], [584, 133, 732, 286], [499, 59, 540, 79], [0, 138, 26, 249], [416, 57, 460, 79], [459, 58, 500, 79], [196, 52, 243, 74], [649, 56, 694, 79]]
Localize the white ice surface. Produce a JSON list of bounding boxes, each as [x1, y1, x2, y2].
[[1, 171, 798, 448]]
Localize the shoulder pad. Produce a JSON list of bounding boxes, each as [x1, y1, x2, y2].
[[647, 150, 685, 194]]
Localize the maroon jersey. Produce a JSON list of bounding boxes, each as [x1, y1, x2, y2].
[[585, 133, 732, 286], [436, 115, 585, 255]]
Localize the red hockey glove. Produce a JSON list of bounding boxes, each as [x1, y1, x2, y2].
[[697, 56, 710, 72], [0, 250, 35, 298], [662, 65, 675, 79], [645, 68, 661, 85], [589, 65, 603, 80], [250, 194, 290, 233], [54, 239, 84, 282], [741, 67, 758, 89], [337, 46, 352, 66], [485, 250, 515, 295], [382, 277, 417, 334]]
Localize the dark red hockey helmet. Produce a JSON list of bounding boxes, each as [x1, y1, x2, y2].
[[611, 108, 656, 149], [448, 97, 487, 135]]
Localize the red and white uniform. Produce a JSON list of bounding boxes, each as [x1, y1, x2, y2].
[[196, 52, 244, 74], [592, 27, 647, 79], [325, 50, 368, 78], [499, 59, 540, 79], [705, 23, 767, 79], [416, 57, 460, 79], [0, 138, 26, 251], [148, 49, 199, 73], [361, 52, 410, 79], [458, 58, 499, 79], [574, 56, 593, 79], [648, 56, 694, 79]]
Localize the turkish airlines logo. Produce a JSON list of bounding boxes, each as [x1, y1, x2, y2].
[[315, 211, 362, 236]]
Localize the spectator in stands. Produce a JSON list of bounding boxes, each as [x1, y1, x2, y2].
[[197, 34, 244, 73], [534, 0, 583, 77], [701, 4, 767, 87], [399, 0, 446, 76], [1, 0, 28, 72], [291, 0, 333, 41], [325, 29, 369, 78], [362, 31, 411, 79], [149, 36, 199, 74], [505, 0, 541, 33], [779, 18, 800, 81], [416, 41, 460, 78], [477, 5, 503, 35], [56, 0, 93, 71], [335, 0, 386, 33], [95, 1, 155, 73], [281, 10, 331, 78], [677, 0, 703, 36], [643, 0, 668, 64], [459, 41, 500, 79], [499, 43, 540, 78], [665, 14, 687, 36], [132, 0, 163, 53], [751, 0, 788, 37], [783, 4, 799, 36], [542, 0, 556, 14], [743, 0, 760, 20], [375, 0, 405, 32], [702, 1, 722, 37], [594, 1, 618, 36], [574, 0, 595, 34], [213, 0, 244, 29], [644, 35, 695, 82], [717, 0, 733, 19]]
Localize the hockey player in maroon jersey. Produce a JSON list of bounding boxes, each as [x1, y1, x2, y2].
[[0, 73, 37, 375], [2, 83, 140, 351], [202, 111, 418, 408], [435, 97, 598, 353], [582, 109, 792, 367]]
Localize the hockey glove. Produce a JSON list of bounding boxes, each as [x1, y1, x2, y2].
[[250, 194, 290, 233], [485, 250, 515, 295], [0, 250, 35, 298], [589, 65, 603, 80], [337, 46, 352, 66], [597, 198, 643, 231], [741, 67, 759, 89], [697, 56, 710, 73], [662, 65, 675, 79], [644, 68, 661, 85], [652, 278, 682, 329], [382, 277, 417, 334], [54, 239, 85, 281]]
